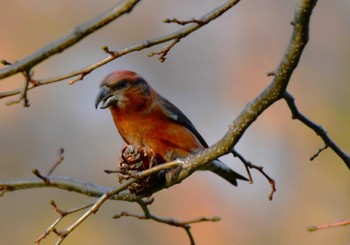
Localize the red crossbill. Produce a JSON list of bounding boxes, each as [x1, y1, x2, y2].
[[95, 70, 247, 186]]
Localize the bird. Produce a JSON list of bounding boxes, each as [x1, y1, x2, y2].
[[95, 70, 247, 186]]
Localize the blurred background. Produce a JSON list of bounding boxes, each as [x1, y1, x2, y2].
[[0, 0, 349, 244]]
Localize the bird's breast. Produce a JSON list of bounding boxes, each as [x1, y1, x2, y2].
[[109, 106, 204, 161]]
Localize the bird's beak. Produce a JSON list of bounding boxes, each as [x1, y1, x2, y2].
[[95, 86, 117, 109]]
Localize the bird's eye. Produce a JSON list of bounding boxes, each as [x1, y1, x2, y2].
[[115, 80, 128, 90]]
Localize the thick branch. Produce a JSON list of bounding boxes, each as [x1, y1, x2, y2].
[[0, 0, 318, 199], [159, 0, 318, 185], [0, 176, 138, 202], [0, 2, 324, 243], [0, 158, 182, 199]]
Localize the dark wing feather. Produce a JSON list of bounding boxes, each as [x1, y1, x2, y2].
[[158, 95, 249, 185], [158, 95, 209, 148]]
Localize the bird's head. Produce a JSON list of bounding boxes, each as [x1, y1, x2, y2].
[[95, 70, 152, 110]]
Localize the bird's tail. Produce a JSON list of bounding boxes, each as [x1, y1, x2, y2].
[[205, 159, 248, 186]]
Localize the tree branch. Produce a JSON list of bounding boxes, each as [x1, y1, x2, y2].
[[0, 0, 141, 80], [231, 149, 276, 201], [5, 68, 33, 107], [148, 38, 180, 62], [0, 175, 137, 201], [0, 158, 183, 200], [0, 0, 241, 100], [159, 0, 318, 187], [0, 0, 320, 202], [4, 1, 346, 244], [47, 147, 65, 176], [113, 201, 220, 245], [163, 17, 206, 26], [283, 91, 350, 170], [35, 201, 93, 244], [52, 159, 184, 244], [307, 219, 350, 232]]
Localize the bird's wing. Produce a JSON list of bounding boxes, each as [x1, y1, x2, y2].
[[158, 95, 249, 185], [158, 95, 209, 148]]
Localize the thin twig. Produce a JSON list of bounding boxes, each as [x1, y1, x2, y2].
[[6, 69, 32, 107], [32, 169, 50, 184], [310, 145, 328, 161], [21, 70, 31, 107], [148, 38, 180, 62], [53, 159, 184, 244], [35, 201, 93, 244], [55, 187, 131, 244], [47, 148, 65, 175], [231, 149, 276, 200], [101, 45, 116, 56], [113, 210, 220, 226], [307, 219, 350, 232], [35, 217, 61, 244], [0, 185, 8, 196], [163, 18, 205, 25], [113, 201, 220, 245], [0, 59, 13, 66], [68, 72, 88, 85], [284, 91, 350, 170], [104, 169, 120, 174], [266, 71, 275, 76]]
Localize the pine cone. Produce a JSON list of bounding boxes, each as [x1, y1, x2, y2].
[[118, 145, 161, 196]]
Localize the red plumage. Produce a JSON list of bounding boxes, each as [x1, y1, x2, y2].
[[95, 70, 247, 187]]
